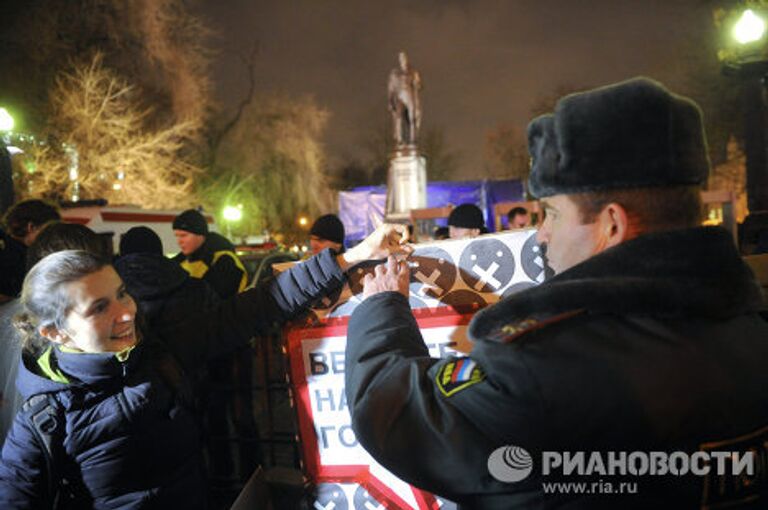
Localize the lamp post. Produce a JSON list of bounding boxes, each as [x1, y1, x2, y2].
[[717, 2, 768, 248]]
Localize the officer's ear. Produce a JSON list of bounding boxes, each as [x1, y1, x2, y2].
[[596, 202, 631, 250]]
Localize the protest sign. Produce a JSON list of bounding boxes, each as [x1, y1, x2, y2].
[[285, 229, 549, 509]]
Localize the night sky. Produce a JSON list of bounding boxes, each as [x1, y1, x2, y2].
[[200, 0, 710, 178]]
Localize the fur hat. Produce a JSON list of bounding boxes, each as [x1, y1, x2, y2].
[[527, 77, 710, 198], [172, 209, 208, 236], [310, 214, 345, 244], [120, 226, 163, 256], [448, 204, 485, 230]]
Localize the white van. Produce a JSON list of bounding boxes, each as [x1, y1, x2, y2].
[[60, 205, 217, 256]]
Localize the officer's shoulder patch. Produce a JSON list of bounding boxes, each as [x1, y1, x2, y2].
[[436, 357, 485, 397], [492, 309, 585, 343]]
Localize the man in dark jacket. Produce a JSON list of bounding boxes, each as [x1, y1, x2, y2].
[[116, 226, 220, 336], [171, 209, 255, 481], [172, 209, 247, 296], [345, 77, 768, 509]]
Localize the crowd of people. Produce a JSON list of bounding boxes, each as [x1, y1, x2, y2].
[[0, 76, 766, 509]]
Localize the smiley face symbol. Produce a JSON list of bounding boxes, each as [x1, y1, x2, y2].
[[458, 239, 515, 293]]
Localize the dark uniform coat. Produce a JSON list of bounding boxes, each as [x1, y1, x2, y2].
[[173, 232, 247, 299], [0, 250, 345, 509], [345, 227, 768, 509]]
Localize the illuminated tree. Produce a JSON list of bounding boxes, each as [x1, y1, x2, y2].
[[1, 0, 211, 207], [0, 0, 212, 130], [18, 53, 201, 208], [203, 94, 334, 239]]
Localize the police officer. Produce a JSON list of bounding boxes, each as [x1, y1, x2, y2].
[[344, 78, 768, 509], [172, 209, 247, 297], [172, 208, 253, 481]]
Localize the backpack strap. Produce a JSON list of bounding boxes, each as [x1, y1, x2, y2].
[[21, 393, 65, 509]]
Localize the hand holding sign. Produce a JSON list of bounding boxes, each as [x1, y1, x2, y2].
[[339, 224, 413, 271], [363, 256, 410, 300]]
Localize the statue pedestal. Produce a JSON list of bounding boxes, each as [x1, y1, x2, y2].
[[385, 148, 427, 222]]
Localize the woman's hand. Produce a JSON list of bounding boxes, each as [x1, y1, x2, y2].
[[337, 223, 413, 271]]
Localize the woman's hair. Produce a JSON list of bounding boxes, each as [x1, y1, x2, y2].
[[14, 250, 109, 351]]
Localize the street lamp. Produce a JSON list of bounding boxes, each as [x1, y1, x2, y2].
[[733, 9, 766, 44], [0, 108, 14, 132], [716, 2, 768, 248], [222, 204, 243, 241]]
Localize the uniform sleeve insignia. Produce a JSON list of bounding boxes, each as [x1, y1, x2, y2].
[[435, 357, 485, 397], [491, 310, 586, 343], [501, 319, 539, 336]]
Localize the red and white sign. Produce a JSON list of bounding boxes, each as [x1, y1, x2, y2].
[[284, 230, 549, 509]]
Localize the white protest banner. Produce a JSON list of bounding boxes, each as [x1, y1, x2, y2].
[[285, 229, 550, 509]]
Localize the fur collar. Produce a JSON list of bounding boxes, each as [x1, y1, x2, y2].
[[469, 227, 765, 341]]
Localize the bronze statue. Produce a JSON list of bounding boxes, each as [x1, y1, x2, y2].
[[388, 51, 422, 147]]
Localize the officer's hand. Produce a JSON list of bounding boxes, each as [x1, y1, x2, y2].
[[362, 256, 410, 300], [338, 223, 413, 271]]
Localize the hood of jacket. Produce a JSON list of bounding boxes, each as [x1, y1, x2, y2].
[[470, 226, 765, 341], [114, 253, 189, 301]]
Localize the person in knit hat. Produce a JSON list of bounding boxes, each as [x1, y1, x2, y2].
[[171, 208, 254, 479], [309, 214, 345, 255], [117, 225, 219, 341], [119, 226, 164, 256], [172, 209, 246, 296], [447, 203, 486, 239], [344, 77, 768, 508]]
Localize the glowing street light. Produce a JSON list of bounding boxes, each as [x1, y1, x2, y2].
[[0, 108, 14, 132], [223, 204, 243, 222], [715, 4, 768, 219], [222, 204, 243, 241], [733, 9, 766, 44]]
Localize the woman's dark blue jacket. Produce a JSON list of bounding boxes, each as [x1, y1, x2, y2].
[[0, 249, 345, 509]]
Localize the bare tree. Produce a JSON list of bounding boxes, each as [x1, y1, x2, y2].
[[203, 93, 334, 239], [19, 53, 201, 208], [135, 0, 213, 125], [0, 0, 213, 155]]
